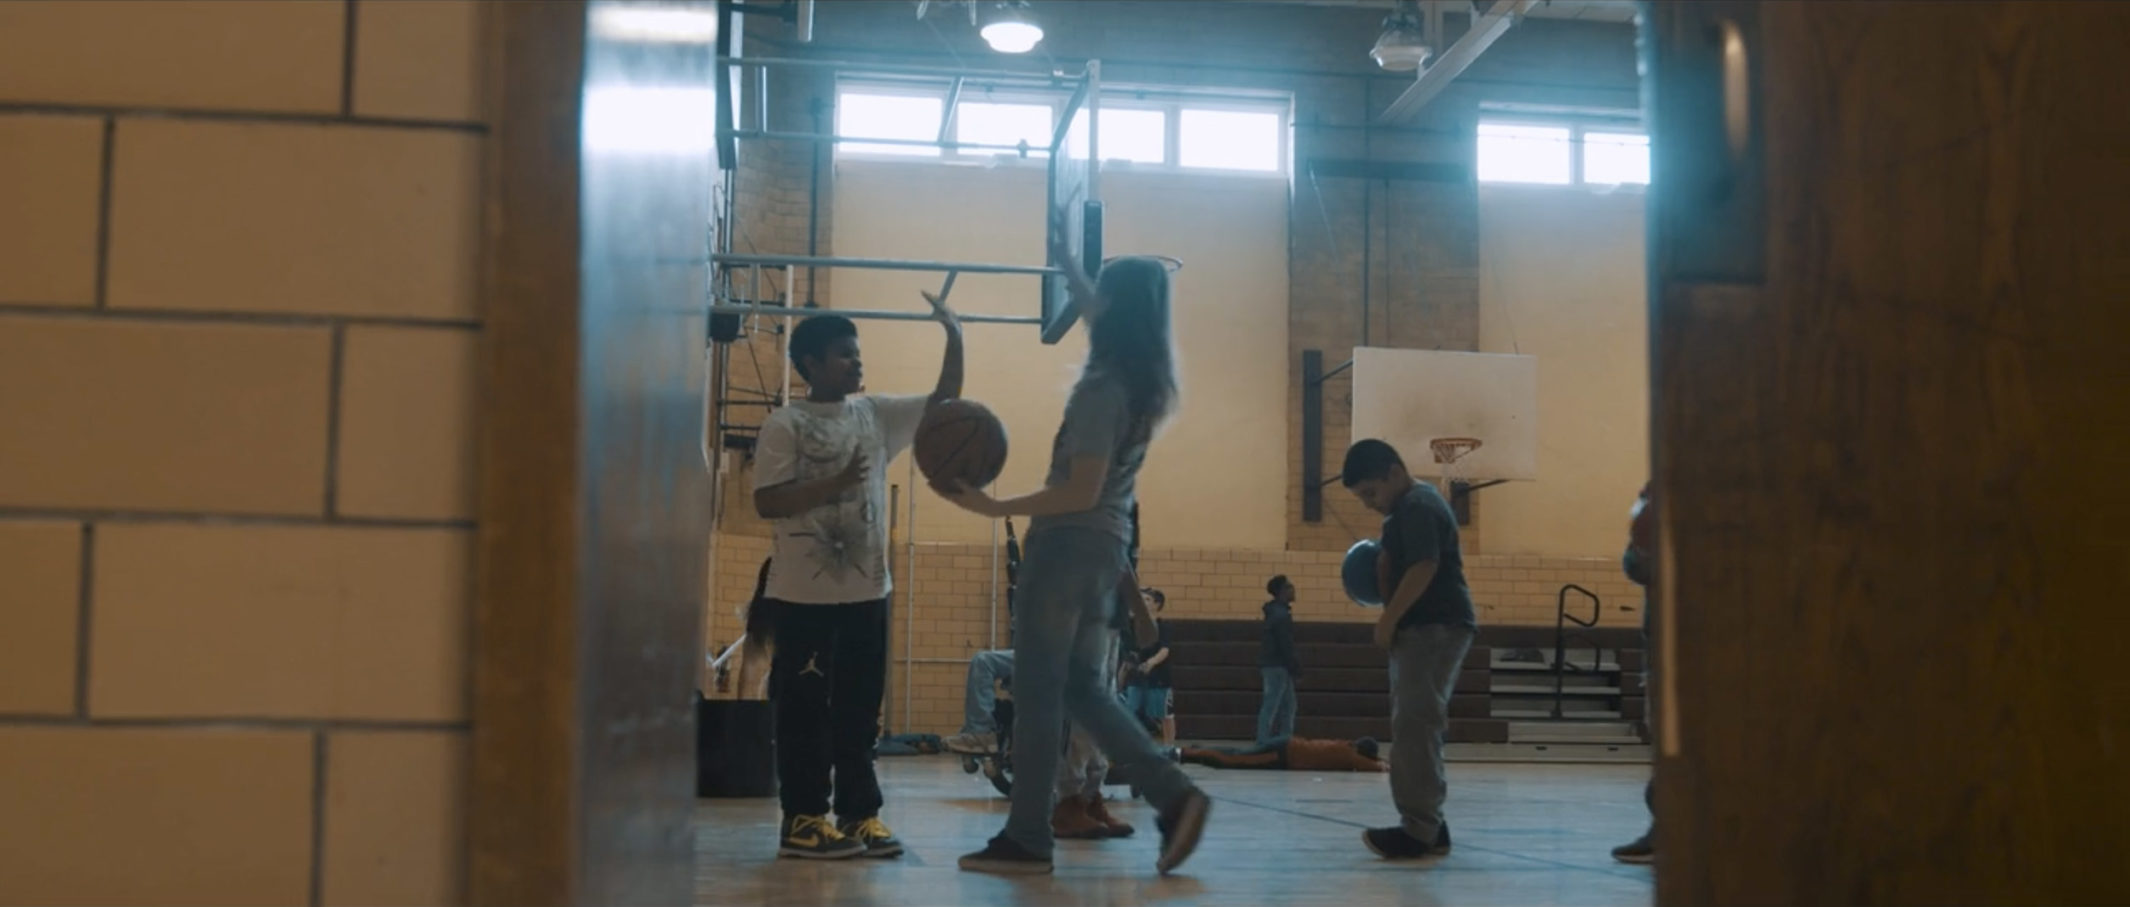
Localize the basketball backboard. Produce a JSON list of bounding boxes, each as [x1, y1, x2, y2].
[[1042, 63, 1100, 344], [1350, 347, 1538, 481]]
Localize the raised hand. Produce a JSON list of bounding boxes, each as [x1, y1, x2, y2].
[[1048, 207, 1096, 298], [920, 289, 960, 329], [1047, 207, 1078, 270]]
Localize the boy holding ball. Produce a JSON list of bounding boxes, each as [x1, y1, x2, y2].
[[1340, 439, 1476, 861], [752, 292, 961, 860]]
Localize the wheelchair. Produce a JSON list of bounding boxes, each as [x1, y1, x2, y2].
[[958, 677, 1017, 797]]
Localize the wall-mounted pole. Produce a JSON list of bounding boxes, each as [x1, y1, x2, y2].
[[1301, 350, 1354, 523], [1302, 350, 1324, 522]]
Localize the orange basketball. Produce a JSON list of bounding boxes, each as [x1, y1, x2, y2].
[[915, 399, 1009, 489]]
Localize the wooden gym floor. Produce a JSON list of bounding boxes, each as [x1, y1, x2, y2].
[[694, 755, 1654, 906]]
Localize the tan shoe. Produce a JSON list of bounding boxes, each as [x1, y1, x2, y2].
[[1052, 795, 1107, 840], [1085, 794, 1136, 838]]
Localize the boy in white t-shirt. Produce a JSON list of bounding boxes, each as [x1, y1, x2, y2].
[[753, 293, 961, 860]]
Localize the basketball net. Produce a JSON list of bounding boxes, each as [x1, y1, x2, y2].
[[1428, 437, 1483, 497]]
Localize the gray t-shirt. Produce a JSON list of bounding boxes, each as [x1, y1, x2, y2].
[[1028, 369, 1148, 544]]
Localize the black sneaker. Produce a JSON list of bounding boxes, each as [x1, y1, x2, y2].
[[778, 814, 866, 860], [1363, 821, 1451, 860], [1153, 788, 1211, 874], [838, 816, 904, 858], [1611, 831, 1654, 864], [958, 834, 1053, 875]]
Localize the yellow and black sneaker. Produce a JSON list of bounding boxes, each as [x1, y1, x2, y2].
[[778, 814, 866, 860], [838, 816, 904, 858]]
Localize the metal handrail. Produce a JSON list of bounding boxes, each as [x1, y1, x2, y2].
[[1552, 584, 1604, 719]]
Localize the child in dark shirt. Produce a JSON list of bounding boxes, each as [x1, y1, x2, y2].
[[1340, 439, 1477, 861], [1257, 576, 1300, 745], [1122, 589, 1174, 743]]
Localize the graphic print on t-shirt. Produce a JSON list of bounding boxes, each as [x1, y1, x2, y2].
[[755, 394, 926, 605], [784, 403, 881, 588]]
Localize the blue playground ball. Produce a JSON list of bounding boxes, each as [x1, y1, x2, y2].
[[1342, 538, 1384, 608]]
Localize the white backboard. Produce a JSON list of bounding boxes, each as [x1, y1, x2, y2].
[[1350, 347, 1538, 481]]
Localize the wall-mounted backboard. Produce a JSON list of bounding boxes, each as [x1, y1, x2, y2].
[[1350, 347, 1538, 481]]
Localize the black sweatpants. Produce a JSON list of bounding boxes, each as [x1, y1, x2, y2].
[[768, 598, 889, 820]]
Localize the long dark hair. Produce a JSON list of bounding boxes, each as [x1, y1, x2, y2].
[[1086, 256, 1178, 429]]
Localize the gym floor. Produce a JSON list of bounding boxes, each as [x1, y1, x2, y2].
[[694, 756, 1654, 906]]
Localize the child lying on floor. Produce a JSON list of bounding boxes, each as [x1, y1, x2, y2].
[[1180, 736, 1387, 772]]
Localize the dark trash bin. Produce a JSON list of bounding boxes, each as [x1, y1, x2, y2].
[[696, 694, 777, 798]]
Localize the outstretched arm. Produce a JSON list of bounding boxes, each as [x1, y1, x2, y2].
[[953, 454, 1105, 518], [921, 290, 964, 406], [939, 378, 1126, 516]]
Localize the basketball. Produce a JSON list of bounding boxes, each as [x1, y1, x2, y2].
[[916, 399, 1009, 489], [1342, 538, 1385, 607]]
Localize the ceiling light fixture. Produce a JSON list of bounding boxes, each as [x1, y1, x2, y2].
[[979, 2, 1044, 54], [1371, 0, 1436, 72]]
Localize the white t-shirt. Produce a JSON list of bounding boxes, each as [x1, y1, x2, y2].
[[753, 394, 928, 604]]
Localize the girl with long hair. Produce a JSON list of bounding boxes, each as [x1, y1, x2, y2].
[[941, 229, 1209, 876]]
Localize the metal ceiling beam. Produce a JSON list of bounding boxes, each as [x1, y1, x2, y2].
[[1377, 0, 1538, 123]]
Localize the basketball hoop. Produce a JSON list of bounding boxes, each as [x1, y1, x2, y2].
[[1429, 437, 1483, 495]]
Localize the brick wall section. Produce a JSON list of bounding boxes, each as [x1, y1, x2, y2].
[[0, 3, 483, 904]]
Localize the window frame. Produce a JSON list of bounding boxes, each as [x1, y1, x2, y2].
[[832, 75, 1291, 177], [1475, 112, 1649, 192], [833, 82, 952, 158], [1173, 101, 1290, 175]]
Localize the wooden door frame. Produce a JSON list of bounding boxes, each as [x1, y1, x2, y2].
[[469, 3, 589, 904]]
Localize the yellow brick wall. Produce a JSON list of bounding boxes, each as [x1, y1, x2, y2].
[[0, 3, 485, 905], [706, 531, 1644, 736]]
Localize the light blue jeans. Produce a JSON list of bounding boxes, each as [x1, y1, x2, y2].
[[1057, 636, 1120, 801], [1256, 667, 1297, 745], [1004, 527, 1195, 856], [960, 649, 1016, 736]]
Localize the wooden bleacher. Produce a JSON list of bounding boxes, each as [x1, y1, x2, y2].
[[1165, 618, 1646, 745]]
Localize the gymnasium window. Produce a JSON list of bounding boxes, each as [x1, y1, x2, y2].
[[955, 101, 1053, 158], [1178, 108, 1283, 172], [1097, 107, 1166, 165], [1581, 131, 1651, 185], [834, 79, 1289, 176], [1476, 117, 1649, 188], [836, 92, 943, 157]]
